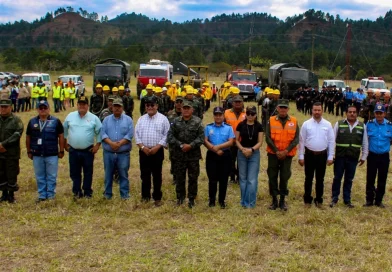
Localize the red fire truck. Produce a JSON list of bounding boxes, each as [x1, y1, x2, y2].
[[137, 59, 173, 98]]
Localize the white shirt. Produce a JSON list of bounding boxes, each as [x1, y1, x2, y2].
[[333, 119, 369, 161], [135, 112, 170, 148], [299, 117, 335, 160]]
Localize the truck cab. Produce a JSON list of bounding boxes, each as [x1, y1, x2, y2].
[[229, 69, 257, 100], [360, 77, 389, 94], [137, 59, 173, 98]]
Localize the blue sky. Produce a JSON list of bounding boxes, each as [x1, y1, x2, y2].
[[0, 0, 391, 24]]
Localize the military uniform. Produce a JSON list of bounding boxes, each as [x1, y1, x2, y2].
[[184, 98, 203, 119], [0, 99, 24, 202], [161, 94, 173, 116], [90, 93, 107, 117], [334, 91, 344, 117], [167, 103, 204, 206]]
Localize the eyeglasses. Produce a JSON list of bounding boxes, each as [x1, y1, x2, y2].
[[246, 111, 256, 116], [146, 103, 156, 108], [39, 107, 48, 110]]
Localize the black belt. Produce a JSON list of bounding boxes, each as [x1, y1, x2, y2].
[[305, 147, 327, 155], [369, 151, 389, 156], [70, 145, 93, 152]]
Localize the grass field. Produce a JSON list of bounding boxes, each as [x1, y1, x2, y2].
[[1, 74, 392, 271]]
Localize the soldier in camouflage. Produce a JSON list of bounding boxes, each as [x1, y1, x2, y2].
[[167, 101, 204, 208], [121, 87, 134, 119], [161, 87, 173, 115], [99, 96, 115, 122], [0, 99, 24, 203], [184, 88, 203, 119]]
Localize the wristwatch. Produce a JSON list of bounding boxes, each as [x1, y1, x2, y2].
[[180, 144, 184, 149], [140, 145, 145, 150]]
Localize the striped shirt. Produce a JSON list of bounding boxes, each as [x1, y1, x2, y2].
[[135, 112, 170, 147]]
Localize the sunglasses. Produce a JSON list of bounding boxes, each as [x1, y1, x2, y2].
[[146, 103, 156, 108], [39, 107, 48, 110], [246, 111, 256, 116]]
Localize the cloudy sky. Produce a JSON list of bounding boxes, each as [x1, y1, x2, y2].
[[0, 0, 391, 24]]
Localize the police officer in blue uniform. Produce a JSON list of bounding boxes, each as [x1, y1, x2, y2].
[[364, 104, 392, 208], [204, 106, 235, 208]]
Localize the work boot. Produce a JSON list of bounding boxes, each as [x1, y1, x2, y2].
[[268, 196, 278, 210], [0, 191, 9, 202], [8, 191, 16, 204], [176, 198, 184, 206], [188, 198, 195, 208], [279, 196, 288, 211]]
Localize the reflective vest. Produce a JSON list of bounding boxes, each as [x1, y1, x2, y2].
[[52, 86, 61, 99], [60, 89, 64, 101], [31, 86, 40, 98], [224, 109, 246, 132], [69, 87, 76, 99], [64, 87, 70, 98], [335, 120, 364, 160], [28, 116, 60, 157], [266, 116, 298, 156], [38, 87, 46, 97]]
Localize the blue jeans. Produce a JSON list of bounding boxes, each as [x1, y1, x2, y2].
[[69, 147, 94, 197], [331, 156, 358, 203], [33, 156, 59, 199], [237, 149, 260, 208], [103, 151, 130, 199]]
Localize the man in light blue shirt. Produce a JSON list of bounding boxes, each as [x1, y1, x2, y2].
[[63, 96, 102, 199], [365, 104, 392, 208], [101, 98, 134, 200]]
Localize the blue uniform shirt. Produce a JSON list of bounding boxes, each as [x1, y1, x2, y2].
[[101, 113, 134, 152], [345, 91, 354, 100], [204, 122, 235, 148], [354, 92, 366, 103], [367, 118, 392, 154]]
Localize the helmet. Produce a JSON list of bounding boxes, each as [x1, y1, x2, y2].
[[202, 82, 209, 87], [230, 87, 240, 94], [118, 86, 125, 91], [154, 87, 162, 93], [224, 82, 231, 88], [171, 83, 177, 88], [103, 85, 110, 91], [186, 87, 194, 95], [165, 82, 171, 86], [273, 89, 280, 95], [112, 87, 119, 92], [96, 84, 102, 88], [146, 84, 154, 90]]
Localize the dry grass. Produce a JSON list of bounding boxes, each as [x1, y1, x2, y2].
[[1, 75, 392, 271]]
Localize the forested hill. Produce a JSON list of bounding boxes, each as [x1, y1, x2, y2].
[[1, 8, 392, 76]]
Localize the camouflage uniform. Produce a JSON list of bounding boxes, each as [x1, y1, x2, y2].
[[268, 99, 278, 117], [0, 105, 24, 198], [161, 95, 173, 116], [122, 95, 134, 119], [99, 108, 113, 122], [90, 93, 107, 117], [167, 115, 204, 201]]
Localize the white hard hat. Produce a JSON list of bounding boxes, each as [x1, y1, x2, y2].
[[162, 87, 167, 91], [213, 82, 215, 84], [176, 80, 179, 83]]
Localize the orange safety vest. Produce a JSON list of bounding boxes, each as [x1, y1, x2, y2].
[[224, 109, 246, 132], [266, 116, 297, 156]]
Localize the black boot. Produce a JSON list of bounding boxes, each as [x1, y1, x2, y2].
[[188, 198, 195, 208], [8, 191, 15, 203], [269, 196, 278, 210], [279, 196, 288, 211], [0, 191, 9, 202]]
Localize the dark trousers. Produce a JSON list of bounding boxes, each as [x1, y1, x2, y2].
[[355, 102, 361, 116], [336, 102, 344, 117], [11, 99, 17, 112], [328, 101, 334, 114], [174, 160, 200, 200], [0, 159, 20, 191], [344, 99, 352, 112], [205, 100, 210, 111], [70, 98, 75, 107], [17, 98, 25, 112], [366, 152, 390, 204], [267, 154, 293, 197], [331, 156, 358, 203], [53, 98, 60, 112], [139, 148, 164, 201], [206, 150, 231, 204], [230, 145, 239, 180], [69, 146, 94, 197], [25, 97, 31, 111], [304, 149, 327, 204]]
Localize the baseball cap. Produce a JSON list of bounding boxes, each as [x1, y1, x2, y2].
[[277, 99, 289, 108], [113, 98, 123, 107], [182, 101, 193, 108], [213, 106, 224, 114], [374, 104, 385, 113], [175, 96, 184, 102], [78, 96, 89, 104], [0, 99, 12, 106], [145, 96, 158, 104], [232, 95, 243, 102], [38, 100, 49, 108]]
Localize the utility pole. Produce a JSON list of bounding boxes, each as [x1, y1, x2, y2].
[[249, 14, 254, 70], [345, 24, 352, 82], [310, 22, 318, 72]]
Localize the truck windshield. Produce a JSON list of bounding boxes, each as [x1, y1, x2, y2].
[[140, 69, 166, 77], [282, 70, 308, 82], [368, 81, 386, 89], [22, 76, 38, 83], [232, 72, 256, 81], [95, 66, 122, 77]]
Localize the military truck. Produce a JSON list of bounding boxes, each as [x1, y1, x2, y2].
[[93, 58, 130, 92], [268, 63, 319, 99]]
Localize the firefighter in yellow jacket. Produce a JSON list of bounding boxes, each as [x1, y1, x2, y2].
[[265, 99, 299, 211]]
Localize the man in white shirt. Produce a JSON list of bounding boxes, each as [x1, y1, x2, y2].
[[299, 102, 335, 208]]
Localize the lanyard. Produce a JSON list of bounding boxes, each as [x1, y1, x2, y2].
[[39, 120, 47, 132]]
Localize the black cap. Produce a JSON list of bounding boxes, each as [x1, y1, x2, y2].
[[213, 106, 224, 114], [145, 96, 158, 104], [78, 96, 89, 104]]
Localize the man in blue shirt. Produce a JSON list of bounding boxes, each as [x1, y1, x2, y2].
[[344, 86, 354, 112], [101, 98, 134, 200], [64, 96, 102, 199], [365, 104, 392, 208], [354, 88, 366, 116], [204, 106, 235, 208]]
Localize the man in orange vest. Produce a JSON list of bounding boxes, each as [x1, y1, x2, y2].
[[266, 99, 299, 211], [224, 95, 246, 183]]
